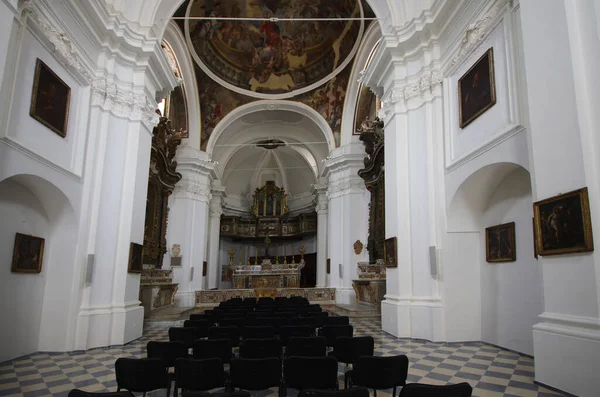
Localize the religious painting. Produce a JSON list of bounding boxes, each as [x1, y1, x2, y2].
[[458, 48, 496, 128], [185, 0, 363, 96], [29, 58, 71, 137], [533, 188, 594, 256], [384, 237, 397, 268], [128, 243, 144, 273], [485, 222, 516, 263], [222, 265, 232, 282], [202, 260, 208, 277], [533, 217, 538, 259], [11, 233, 44, 273], [354, 84, 379, 134], [326, 258, 331, 274], [166, 85, 189, 138]]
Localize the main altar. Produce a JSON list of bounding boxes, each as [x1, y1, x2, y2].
[[232, 259, 304, 289]]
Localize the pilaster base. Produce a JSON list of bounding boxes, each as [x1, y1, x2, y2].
[[174, 291, 195, 308], [75, 302, 144, 350], [533, 313, 600, 396], [381, 296, 411, 338], [336, 288, 357, 305]]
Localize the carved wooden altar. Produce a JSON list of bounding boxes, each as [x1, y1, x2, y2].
[[143, 117, 183, 268]]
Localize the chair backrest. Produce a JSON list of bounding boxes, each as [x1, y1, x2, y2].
[[298, 388, 370, 397], [230, 357, 282, 391], [184, 320, 211, 338], [322, 316, 350, 326], [331, 336, 375, 364], [219, 317, 246, 329], [183, 392, 252, 397], [286, 336, 327, 357], [398, 383, 473, 397], [290, 317, 317, 329], [146, 341, 189, 367], [209, 325, 240, 346], [284, 356, 339, 391], [193, 338, 233, 363], [255, 317, 282, 332], [189, 313, 211, 322], [319, 325, 354, 346], [352, 355, 409, 390], [242, 325, 276, 339], [114, 358, 169, 393], [280, 325, 312, 346], [175, 358, 227, 391], [68, 391, 131, 397], [239, 338, 282, 359], [169, 327, 197, 348]]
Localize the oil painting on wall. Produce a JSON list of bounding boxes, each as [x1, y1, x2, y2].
[[384, 237, 397, 268], [533, 187, 594, 256], [11, 233, 44, 273], [458, 48, 496, 128], [30, 58, 71, 137], [128, 243, 144, 273], [485, 222, 516, 262]]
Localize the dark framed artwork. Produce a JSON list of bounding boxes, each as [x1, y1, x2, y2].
[[533, 187, 594, 256], [326, 258, 331, 274], [11, 233, 45, 273], [384, 237, 397, 268], [202, 261, 208, 277], [458, 47, 496, 128], [128, 243, 144, 273], [532, 217, 538, 259], [29, 58, 71, 137], [485, 222, 516, 263], [221, 265, 232, 282]]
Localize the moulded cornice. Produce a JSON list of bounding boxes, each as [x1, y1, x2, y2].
[[175, 146, 219, 181], [173, 180, 212, 203], [321, 153, 365, 179], [326, 177, 366, 199]]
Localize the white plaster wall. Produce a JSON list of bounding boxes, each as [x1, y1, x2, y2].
[[0, 180, 49, 362], [480, 168, 542, 356]]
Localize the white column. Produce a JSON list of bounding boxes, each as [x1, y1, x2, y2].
[[323, 144, 370, 305], [312, 182, 329, 287], [207, 185, 225, 289], [167, 146, 217, 307], [0, 0, 17, 91], [519, 1, 600, 394]]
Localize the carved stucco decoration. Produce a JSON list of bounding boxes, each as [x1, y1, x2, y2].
[[357, 117, 385, 264], [354, 240, 364, 255], [144, 117, 184, 268]]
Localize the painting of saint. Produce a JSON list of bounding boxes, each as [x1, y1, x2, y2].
[[485, 222, 516, 262], [30, 59, 71, 137], [458, 48, 496, 128], [128, 243, 144, 273], [11, 233, 45, 273], [534, 188, 594, 255], [384, 237, 397, 268]]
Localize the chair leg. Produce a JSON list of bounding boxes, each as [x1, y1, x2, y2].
[[393, 387, 397, 397], [373, 390, 377, 397], [167, 382, 172, 397], [344, 372, 348, 389]]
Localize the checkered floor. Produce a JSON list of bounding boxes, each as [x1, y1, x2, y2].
[[0, 318, 565, 397]]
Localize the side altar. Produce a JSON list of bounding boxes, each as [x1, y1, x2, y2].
[[232, 259, 304, 289]]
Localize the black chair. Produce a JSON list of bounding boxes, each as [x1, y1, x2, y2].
[[193, 339, 234, 364], [328, 337, 375, 388], [298, 388, 370, 397], [322, 317, 350, 327], [209, 326, 240, 347], [169, 327, 197, 349], [115, 357, 171, 397], [184, 320, 211, 339], [174, 358, 228, 396], [190, 313, 212, 322], [218, 318, 245, 330], [229, 357, 282, 394], [242, 325, 276, 339], [239, 338, 282, 359], [399, 383, 473, 397], [255, 317, 282, 333], [183, 392, 251, 397], [290, 317, 317, 331], [319, 325, 354, 347], [147, 341, 189, 383], [284, 356, 339, 393], [280, 325, 312, 346], [68, 391, 130, 397], [286, 336, 327, 357], [348, 355, 409, 397]]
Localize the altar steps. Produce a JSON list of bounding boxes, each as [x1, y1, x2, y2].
[[328, 303, 381, 318], [143, 305, 201, 327]]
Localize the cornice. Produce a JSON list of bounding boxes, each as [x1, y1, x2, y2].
[[175, 146, 219, 181], [327, 178, 365, 199], [173, 180, 212, 203]]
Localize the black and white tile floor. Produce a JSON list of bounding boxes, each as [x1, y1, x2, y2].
[[0, 318, 565, 397]]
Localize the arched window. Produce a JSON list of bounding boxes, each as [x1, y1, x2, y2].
[[160, 40, 189, 138]]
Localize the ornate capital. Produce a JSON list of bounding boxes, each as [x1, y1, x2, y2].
[[173, 180, 212, 203], [92, 79, 159, 128]]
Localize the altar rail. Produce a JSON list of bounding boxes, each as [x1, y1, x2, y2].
[[195, 288, 336, 306]]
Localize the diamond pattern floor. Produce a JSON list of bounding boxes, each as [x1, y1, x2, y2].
[[0, 318, 566, 397]]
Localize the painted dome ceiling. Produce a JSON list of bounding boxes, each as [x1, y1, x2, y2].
[[184, 0, 364, 99]]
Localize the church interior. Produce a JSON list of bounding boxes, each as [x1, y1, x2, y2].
[[1, 0, 600, 396]]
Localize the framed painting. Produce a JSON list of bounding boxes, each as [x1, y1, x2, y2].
[[485, 222, 516, 262], [221, 265, 232, 282], [11, 233, 44, 273], [326, 258, 331, 274], [30, 58, 71, 137], [202, 261, 208, 277], [458, 47, 496, 128], [128, 242, 144, 273], [533, 187, 594, 256], [384, 237, 397, 268], [532, 217, 538, 259]]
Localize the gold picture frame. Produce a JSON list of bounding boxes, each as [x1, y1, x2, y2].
[[29, 58, 71, 137], [11, 233, 45, 273], [128, 243, 144, 273], [458, 47, 496, 128], [384, 237, 397, 268], [533, 187, 594, 256], [485, 222, 516, 263]]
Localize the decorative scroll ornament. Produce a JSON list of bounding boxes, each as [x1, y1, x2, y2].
[[92, 79, 159, 127], [450, 0, 510, 68], [173, 180, 212, 202]]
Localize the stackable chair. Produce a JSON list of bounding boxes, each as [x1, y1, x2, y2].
[[184, 320, 211, 339], [319, 325, 354, 347], [209, 326, 240, 347], [169, 327, 198, 350], [286, 336, 327, 357], [398, 383, 473, 397], [322, 316, 350, 327], [229, 357, 283, 395], [298, 388, 370, 397], [239, 338, 282, 359], [68, 392, 130, 397], [147, 341, 189, 385], [182, 391, 251, 397], [174, 358, 228, 397], [284, 356, 339, 394], [279, 325, 312, 346], [347, 355, 409, 397], [193, 339, 234, 364], [242, 325, 276, 339], [115, 358, 171, 397], [328, 336, 375, 388]]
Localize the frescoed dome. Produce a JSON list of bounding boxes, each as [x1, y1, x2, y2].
[[185, 0, 364, 99]]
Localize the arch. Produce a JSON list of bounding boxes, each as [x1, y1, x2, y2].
[[0, 174, 79, 361], [206, 100, 336, 156]]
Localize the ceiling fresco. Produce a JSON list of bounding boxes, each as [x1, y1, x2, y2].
[[185, 0, 364, 98]]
